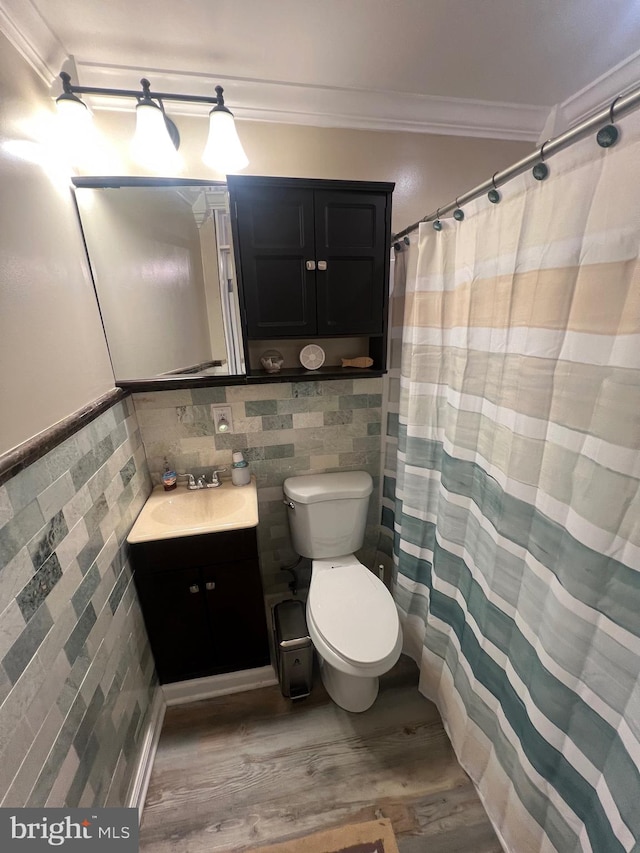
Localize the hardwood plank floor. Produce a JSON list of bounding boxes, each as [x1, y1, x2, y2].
[[140, 656, 501, 852]]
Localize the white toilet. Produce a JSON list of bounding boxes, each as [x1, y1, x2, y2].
[[283, 471, 402, 713]]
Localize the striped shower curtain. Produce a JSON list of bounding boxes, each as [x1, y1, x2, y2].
[[386, 110, 640, 852]]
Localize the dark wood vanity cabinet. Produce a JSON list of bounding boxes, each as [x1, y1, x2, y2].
[[227, 176, 394, 374], [130, 527, 270, 684]]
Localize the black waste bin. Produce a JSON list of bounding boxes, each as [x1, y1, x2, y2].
[[273, 599, 313, 699]]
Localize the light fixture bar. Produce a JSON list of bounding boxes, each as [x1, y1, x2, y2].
[[61, 74, 222, 106]]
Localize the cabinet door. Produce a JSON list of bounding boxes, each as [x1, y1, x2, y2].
[[234, 186, 317, 338], [204, 559, 270, 673], [314, 190, 388, 335], [136, 567, 212, 684]]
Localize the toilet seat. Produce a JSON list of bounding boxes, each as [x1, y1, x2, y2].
[[308, 558, 400, 667]]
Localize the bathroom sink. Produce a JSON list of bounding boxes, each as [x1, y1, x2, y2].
[[127, 477, 259, 543]]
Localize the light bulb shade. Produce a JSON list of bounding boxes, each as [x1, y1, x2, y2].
[[131, 101, 181, 172], [56, 95, 93, 138], [202, 108, 248, 173]]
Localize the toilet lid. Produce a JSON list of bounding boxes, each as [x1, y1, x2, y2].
[[309, 564, 399, 665]]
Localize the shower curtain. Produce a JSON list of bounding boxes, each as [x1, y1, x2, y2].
[[386, 111, 640, 853]]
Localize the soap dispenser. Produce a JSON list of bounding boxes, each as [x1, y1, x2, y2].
[[162, 460, 177, 491], [231, 451, 251, 486]]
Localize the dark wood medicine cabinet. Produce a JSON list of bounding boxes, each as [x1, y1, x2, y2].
[[227, 175, 394, 382]]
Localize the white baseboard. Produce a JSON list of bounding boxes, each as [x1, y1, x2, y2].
[[162, 665, 278, 706], [126, 687, 166, 818]]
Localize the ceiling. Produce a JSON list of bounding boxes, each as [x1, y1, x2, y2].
[[5, 0, 640, 141]]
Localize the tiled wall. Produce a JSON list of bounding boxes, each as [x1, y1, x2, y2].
[[133, 377, 385, 593], [0, 398, 155, 807]]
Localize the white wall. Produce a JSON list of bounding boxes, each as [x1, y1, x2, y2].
[[0, 32, 114, 455]]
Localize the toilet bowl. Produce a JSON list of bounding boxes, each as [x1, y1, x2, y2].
[[306, 555, 402, 712], [283, 471, 402, 713]]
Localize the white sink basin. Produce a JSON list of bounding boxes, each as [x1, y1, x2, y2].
[[127, 477, 259, 543]]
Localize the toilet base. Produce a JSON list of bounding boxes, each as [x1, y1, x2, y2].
[[319, 655, 379, 713]]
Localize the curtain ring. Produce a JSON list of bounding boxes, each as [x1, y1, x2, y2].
[[433, 208, 443, 231], [532, 140, 550, 181], [597, 96, 621, 148], [488, 173, 501, 204], [609, 95, 622, 124], [453, 197, 465, 221]]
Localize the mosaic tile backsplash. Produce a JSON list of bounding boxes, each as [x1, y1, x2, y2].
[[133, 377, 385, 593], [0, 399, 155, 807]]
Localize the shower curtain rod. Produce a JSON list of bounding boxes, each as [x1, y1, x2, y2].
[[391, 83, 640, 244]]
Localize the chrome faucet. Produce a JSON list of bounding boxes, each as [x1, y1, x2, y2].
[[182, 469, 227, 489]]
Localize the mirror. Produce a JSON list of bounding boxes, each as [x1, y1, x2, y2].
[[73, 178, 245, 383]]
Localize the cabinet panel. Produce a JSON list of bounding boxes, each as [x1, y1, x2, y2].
[[234, 186, 317, 338], [136, 566, 212, 683], [315, 191, 387, 336], [204, 559, 270, 672], [249, 257, 316, 335]]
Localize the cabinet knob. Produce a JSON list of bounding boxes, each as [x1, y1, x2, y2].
[[205, 581, 216, 591], [305, 260, 316, 271], [189, 584, 200, 594], [317, 260, 327, 271]]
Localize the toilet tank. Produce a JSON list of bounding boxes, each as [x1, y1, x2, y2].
[[283, 471, 373, 559]]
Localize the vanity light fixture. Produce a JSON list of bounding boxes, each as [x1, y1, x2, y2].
[[55, 72, 249, 174]]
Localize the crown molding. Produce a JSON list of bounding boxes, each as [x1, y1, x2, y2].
[[560, 48, 640, 128], [75, 62, 547, 141], [0, 0, 67, 84]]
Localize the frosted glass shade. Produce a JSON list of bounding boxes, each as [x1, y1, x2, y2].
[[56, 95, 92, 130], [202, 108, 249, 173], [131, 102, 181, 172]]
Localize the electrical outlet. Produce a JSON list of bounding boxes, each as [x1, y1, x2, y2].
[[211, 405, 233, 434]]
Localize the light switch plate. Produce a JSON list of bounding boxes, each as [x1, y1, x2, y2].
[[211, 405, 233, 434]]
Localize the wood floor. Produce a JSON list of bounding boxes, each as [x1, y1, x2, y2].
[[139, 656, 501, 852]]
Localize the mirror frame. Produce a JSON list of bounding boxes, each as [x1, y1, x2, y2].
[[72, 176, 248, 391]]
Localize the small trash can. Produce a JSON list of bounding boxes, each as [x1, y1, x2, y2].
[[273, 599, 313, 699]]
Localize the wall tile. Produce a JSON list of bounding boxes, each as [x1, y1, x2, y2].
[[262, 414, 293, 431], [0, 502, 45, 571], [37, 474, 75, 522], [264, 444, 295, 460], [245, 400, 278, 416], [17, 553, 63, 622], [2, 605, 53, 686], [190, 387, 227, 405], [0, 487, 13, 526], [339, 394, 370, 410], [0, 600, 27, 664], [28, 510, 69, 572], [291, 382, 321, 397], [292, 411, 324, 429], [0, 549, 37, 617], [0, 400, 155, 809], [6, 458, 53, 515], [132, 390, 192, 409], [324, 410, 353, 425]]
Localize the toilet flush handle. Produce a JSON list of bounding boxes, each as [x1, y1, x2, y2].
[[283, 499, 295, 510]]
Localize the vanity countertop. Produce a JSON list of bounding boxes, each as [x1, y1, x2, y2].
[[127, 477, 258, 544]]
